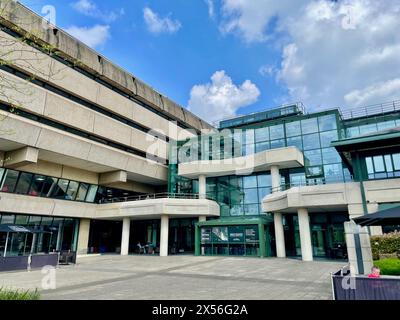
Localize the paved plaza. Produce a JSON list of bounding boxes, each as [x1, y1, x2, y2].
[[0, 255, 345, 300]]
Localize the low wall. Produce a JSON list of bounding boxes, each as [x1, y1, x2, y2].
[[0, 254, 59, 272]]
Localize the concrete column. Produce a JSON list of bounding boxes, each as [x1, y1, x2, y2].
[[160, 215, 169, 257], [56, 221, 64, 251], [121, 218, 130, 256], [270, 165, 281, 192], [274, 213, 286, 258], [297, 208, 313, 261], [77, 219, 91, 255], [199, 175, 206, 199], [199, 216, 207, 222], [345, 221, 373, 275]]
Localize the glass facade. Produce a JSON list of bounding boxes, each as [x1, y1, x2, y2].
[[0, 213, 79, 256], [0, 168, 142, 203]]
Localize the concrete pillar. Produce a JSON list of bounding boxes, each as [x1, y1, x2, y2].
[[199, 175, 206, 199], [56, 221, 64, 251], [77, 219, 90, 255], [274, 213, 286, 258], [270, 165, 281, 192], [121, 218, 130, 256], [345, 221, 373, 275], [199, 216, 207, 222], [160, 215, 169, 257], [298, 208, 313, 261]]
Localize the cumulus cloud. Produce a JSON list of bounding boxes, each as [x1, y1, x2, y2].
[[143, 7, 182, 34], [220, 0, 400, 110], [71, 0, 124, 23], [65, 25, 110, 49], [188, 71, 260, 123]]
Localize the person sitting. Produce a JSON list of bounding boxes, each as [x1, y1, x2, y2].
[[136, 242, 145, 254], [368, 266, 381, 278]]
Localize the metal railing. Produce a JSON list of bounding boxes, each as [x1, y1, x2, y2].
[[270, 177, 351, 193], [340, 100, 400, 120], [99, 192, 204, 204]]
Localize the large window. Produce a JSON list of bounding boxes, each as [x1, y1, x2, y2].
[[0, 168, 140, 203], [365, 153, 400, 179]]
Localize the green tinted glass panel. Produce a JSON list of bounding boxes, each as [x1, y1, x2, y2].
[[269, 124, 284, 139], [301, 118, 319, 134], [318, 114, 337, 131], [271, 139, 286, 149], [286, 136, 303, 150], [255, 127, 269, 142], [243, 175, 257, 188], [324, 164, 344, 182], [320, 130, 338, 148], [257, 174, 271, 187], [285, 121, 301, 137], [322, 148, 342, 164], [255, 141, 270, 153], [244, 188, 258, 204], [373, 156, 385, 172], [304, 149, 322, 166], [303, 133, 320, 150]]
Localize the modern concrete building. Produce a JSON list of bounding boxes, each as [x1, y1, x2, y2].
[[1, 2, 399, 275]]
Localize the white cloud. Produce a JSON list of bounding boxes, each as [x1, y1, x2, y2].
[[143, 7, 182, 34], [188, 71, 260, 123], [205, 0, 215, 19], [65, 25, 110, 49], [259, 64, 276, 77], [220, 0, 400, 110], [71, 0, 124, 23]]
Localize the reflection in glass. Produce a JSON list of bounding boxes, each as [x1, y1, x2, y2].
[[269, 124, 284, 140], [270, 139, 286, 149], [304, 150, 322, 166], [255, 127, 269, 142], [301, 117, 319, 134], [319, 130, 338, 148], [257, 174, 271, 187], [303, 133, 321, 150], [76, 183, 89, 201], [324, 164, 344, 182], [322, 148, 342, 164], [286, 136, 303, 150], [318, 114, 337, 131], [1, 169, 19, 193], [285, 121, 301, 137], [15, 172, 33, 194], [66, 181, 79, 200], [52, 179, 69, 199], [243, 175, 257, 188]]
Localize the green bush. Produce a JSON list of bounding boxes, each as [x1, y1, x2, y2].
[[0, 287, 40, 300], [373, 258, 400, 276], [371, 231, 400, 260]]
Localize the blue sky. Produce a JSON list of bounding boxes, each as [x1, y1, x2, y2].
[[20, 1, 400, 123]]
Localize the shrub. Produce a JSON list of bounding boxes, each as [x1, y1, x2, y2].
[[0, 287, 40, 300], [370, 231, 400, 260], [373, 258, 400, 276]]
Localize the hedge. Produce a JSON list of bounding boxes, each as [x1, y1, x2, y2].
[[371, 231, 400, 260], [373, 259, 400, 276]]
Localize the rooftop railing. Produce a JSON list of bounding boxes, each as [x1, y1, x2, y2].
[[99, 192, 206, 204], [270, 177, 351, 193], [340, 100, 400, 121]]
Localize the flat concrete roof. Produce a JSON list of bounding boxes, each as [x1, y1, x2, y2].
[[0, 1, 214, 132]]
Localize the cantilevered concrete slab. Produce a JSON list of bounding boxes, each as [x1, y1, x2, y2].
[[4, 146, 39, 168], [178, 146, 304, 179]]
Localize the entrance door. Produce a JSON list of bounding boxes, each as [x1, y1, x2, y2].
[[311, 225, 327, 257]]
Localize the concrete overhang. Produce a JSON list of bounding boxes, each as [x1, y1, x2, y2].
[[99, 171, 127, 185], [3, 146, 39, 168], [178, 146, 304, 179], [0, 192, 220, 220], [261, 182, 359, 214], [96, 198, 220, 220]]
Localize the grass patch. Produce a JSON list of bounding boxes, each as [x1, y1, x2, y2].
[[374, 258, 400, 276], [0, 287, 40, 300]]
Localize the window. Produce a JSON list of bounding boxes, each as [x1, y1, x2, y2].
[[304, 150, 323, 166], [322, 148, 342, 164], [377, 121, 396, 131], [269, 124, 284, 140], [318, 114, 337, 131], [1, 169, 19, 193], [320, 130, 338, 148], [15, 172, 33, 194], [270, 139, 286, 149], [346, 127, 360, 138], [29, 175, 46, 196], [258, 187, 270, 200], [393, 153, 400, 171], [359, 123, 377, 135], [244, 188, 258, 204], [244, 204, 259, 215], [243, 175, 257, 188], [0, 214, 15, 224], [306, 166, 323, 177], [255, 141, 270, 153], [230, 205, 244, 216], [52, 179, 70, 199], [290, 172, 306, 185], [301, 118, 319, 134], [324, 164, 344, 182], [286, 136, 303, 150], [245, 143, 255, 155], [373, 156, 385, 172], [0, 168, 5, 184], [243, 129, 254, 145], [65, 181, 79, 200], [303, 133, 321, 150], [41, 177, 58, 197], [285, 121, 301, 137], [255, 127, 269, 142], [257, 174, 271, 187]]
